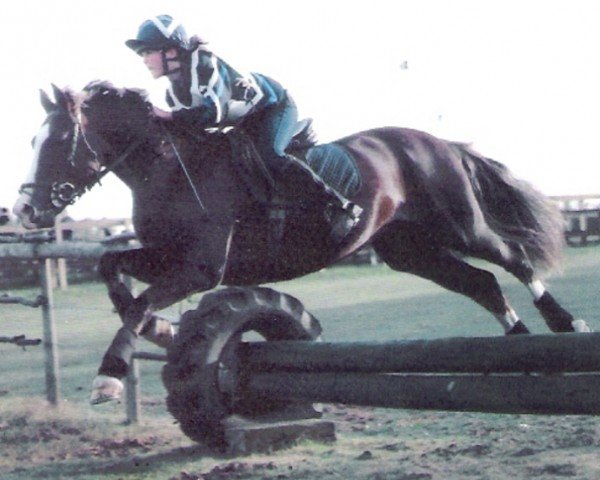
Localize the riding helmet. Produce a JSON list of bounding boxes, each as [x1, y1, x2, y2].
[[125, 15, 190, 54]]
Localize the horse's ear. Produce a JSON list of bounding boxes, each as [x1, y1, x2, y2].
[[40, 89, 55, 113], [51, 83, 70, 111]]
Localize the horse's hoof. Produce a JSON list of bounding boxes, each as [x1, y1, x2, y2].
[[572, 319, 592, 333], [90, 375, 124, 405], [142, 316, 175, 349]]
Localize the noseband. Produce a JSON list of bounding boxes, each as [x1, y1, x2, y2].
[[18, 122, 85, 209]]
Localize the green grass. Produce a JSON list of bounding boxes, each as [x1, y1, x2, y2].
[[1, 246, 600, 479]]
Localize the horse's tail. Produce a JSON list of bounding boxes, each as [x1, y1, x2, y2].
[[449, 142, 565, 273]]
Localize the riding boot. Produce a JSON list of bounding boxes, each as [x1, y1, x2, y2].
[[275, 154, 363, 243]]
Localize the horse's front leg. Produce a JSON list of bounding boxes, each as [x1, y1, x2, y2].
[[98, 248, 178, 348], [91, 227, 234, 405]]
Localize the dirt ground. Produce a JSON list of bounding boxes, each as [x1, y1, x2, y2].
[[2, 401, 599, 479], [165, 404, 600, 480]]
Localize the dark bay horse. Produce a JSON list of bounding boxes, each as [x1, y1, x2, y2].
[[13, 82, 591, 404]]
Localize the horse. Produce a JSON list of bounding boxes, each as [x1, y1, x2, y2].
[[13, 81, 591, 404]]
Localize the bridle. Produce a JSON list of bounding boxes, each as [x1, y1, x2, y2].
[[19, 118, 142, 212]]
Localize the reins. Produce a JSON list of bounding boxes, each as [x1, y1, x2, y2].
[[160, 124, 207, 212], [87, 137, 144, 189]]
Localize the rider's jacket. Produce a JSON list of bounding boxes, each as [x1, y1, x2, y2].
[[166, 47, 285, 128]]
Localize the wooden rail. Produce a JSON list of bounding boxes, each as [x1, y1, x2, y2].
[[239, 333, 600, 374]]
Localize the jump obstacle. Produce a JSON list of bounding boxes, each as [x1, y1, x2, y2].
[[125, 287, 600, 453]]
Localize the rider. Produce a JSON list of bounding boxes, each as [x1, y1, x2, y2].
[[125, 15, 362, 243]]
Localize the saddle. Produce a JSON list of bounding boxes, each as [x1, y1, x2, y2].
[[228, 119, 362, 205]]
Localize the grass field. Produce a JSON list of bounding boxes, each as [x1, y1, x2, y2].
[[1, 245, 599, 479]]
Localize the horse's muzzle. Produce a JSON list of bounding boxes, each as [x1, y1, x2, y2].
[[12, 198, 56, 229]]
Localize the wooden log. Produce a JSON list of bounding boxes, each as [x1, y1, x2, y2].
[[239, 333, 600, 374], [247, 372, 600, 415]]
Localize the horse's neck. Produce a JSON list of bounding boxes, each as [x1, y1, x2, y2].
[[101, 135, 156, 189], [106, 131, 253, 210]]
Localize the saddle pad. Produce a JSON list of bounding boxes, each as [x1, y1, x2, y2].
[[304, 143, 361, 197]]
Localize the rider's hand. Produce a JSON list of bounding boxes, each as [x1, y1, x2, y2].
[[152, 106, 173, 121]]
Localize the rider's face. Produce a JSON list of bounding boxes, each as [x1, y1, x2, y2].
[[140, 50, 164, 79]]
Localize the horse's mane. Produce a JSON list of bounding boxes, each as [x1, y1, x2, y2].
[[79, 80, 153, 136], [82, 79, 150, 103]]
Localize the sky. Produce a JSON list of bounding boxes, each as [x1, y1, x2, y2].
[[2, 0, 600, 219]]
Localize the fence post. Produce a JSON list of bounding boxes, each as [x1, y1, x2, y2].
[[54, 218, 68, 290], [39, 258, 60, 405], [125, 355, 140, 424]]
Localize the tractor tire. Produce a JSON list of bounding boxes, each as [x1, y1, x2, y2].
[[162, 286, 321, 449]]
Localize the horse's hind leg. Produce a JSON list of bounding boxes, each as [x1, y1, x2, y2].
[[470, 238, 591, 333], [373, 226, 530, 334], [503, 247, 591, 333]]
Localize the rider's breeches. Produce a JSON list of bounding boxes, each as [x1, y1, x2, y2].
[[248, 94, 350, 207]]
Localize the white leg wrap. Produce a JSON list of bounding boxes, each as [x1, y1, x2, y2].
[[528, 280, 546, 301], [572, 319, 592, 333], [90, 375, 124, 405], [496, 307, 520, 332]]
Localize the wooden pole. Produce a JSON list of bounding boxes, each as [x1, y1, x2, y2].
[[54, 218, 68, 290], [125, 356, 140, 424], [39, 258, 60, 405], [239, 333, 600, 375], [247, 372, 600, 415]]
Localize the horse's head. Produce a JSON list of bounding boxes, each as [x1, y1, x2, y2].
[[13, 81, 153, 229], [13, 84, 99, 228]]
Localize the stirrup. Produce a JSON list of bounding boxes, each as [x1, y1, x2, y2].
[[343, 201, 363, 220], [329, 203, 362, 244]]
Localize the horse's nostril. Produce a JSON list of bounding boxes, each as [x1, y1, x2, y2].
[[21, 203, 32, 215], [13, 201, 33, 221]]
